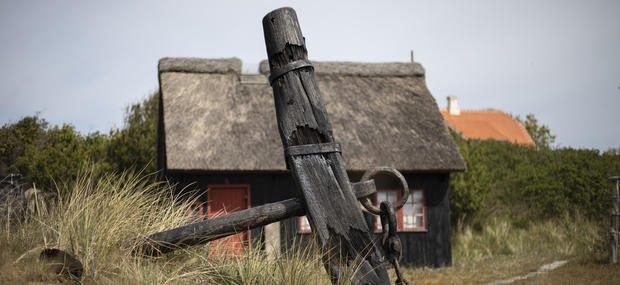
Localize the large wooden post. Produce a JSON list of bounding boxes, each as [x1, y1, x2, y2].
[[262, 8, 390, 284], [610, 176, 619, 264]]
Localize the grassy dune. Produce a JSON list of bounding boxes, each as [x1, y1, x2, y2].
[[0, 171, 614, 284], [403, 213, 609, 284], [0, 170, 351, 284]]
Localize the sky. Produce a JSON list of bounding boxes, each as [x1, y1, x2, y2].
[[1, 0, 619, 150]]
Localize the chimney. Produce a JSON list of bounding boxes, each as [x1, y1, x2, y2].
[[447, 96, 460, 115]]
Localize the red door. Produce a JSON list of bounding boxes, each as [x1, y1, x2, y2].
[[207, 184, 250, 256]]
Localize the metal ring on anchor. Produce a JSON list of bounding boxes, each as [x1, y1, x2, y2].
[[359, 166, 409, 215], [268, 59, 313, 85]]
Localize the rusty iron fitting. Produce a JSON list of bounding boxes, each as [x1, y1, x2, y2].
[[379, 201, 410, 285], [360, 166, 409, 215]]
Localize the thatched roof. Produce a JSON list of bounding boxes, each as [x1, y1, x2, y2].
[[158, 57, 465, 173]]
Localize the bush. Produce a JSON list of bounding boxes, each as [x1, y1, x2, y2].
[[107, 92, 158, 174], [0, 116, 47, 174], [0, 93, 158, 191], [17, 125, 109, 192], [450, 130, 620, 225]]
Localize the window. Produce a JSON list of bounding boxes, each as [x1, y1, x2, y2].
[[375, 189, 426, 232], [403, 190, 426, 231], [187, 201, 204, 223], [298, 215, 312, 233]]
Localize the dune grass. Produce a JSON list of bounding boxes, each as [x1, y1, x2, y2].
[[402, 212, 608, 284], [0, 169, 613, 284], [0, 170, 362, 284]]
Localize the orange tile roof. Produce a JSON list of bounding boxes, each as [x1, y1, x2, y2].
[[440, 109, 535, 146]]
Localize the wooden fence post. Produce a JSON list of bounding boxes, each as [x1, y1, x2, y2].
[[611, 176, 619, 264], [262, 7, 390, 284]]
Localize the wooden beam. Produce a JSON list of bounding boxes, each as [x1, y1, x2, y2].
[[134, 181, 376, 256], [134, 198, 305, 256], [262, 7, 390, 284]]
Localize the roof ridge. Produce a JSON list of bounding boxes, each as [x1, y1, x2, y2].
[[259, 59, 425, 77], [440, 108, 502, 112], [158, 57, 426, 77], [158, 57, 242, 74]]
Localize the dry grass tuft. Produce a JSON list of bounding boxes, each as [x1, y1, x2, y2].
[[0, 169, 361, 284]]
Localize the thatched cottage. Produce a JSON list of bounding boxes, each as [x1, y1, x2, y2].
[[157, 57, 466, 267]]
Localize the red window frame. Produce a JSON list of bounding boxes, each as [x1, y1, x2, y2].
[[375, 189, 426, 232]]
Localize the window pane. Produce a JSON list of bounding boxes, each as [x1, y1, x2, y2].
[[377, 192, 386, 203], [403, 203, 413, 216], [387, 191, 397, 202], [404, 215, 414, 228], [414, 215, 423, 227], [413, 191, 422, 203], [414, 204, 423, 214]]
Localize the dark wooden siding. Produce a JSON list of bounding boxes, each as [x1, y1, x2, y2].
[[165, 171, 451, 268], [398, 173, 451, 267], [281, 172, 451, 267]]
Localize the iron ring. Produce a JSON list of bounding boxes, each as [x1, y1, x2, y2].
[[359, 166, 409, 215]]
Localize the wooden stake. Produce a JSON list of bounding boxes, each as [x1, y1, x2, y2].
[[611, 176, 619, 264], [263, 7, 390, 284]]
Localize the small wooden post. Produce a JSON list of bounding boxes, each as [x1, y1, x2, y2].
[[264, 222, 280, 259], [611, 176, 620, 264], [262, 7, 390, 284]]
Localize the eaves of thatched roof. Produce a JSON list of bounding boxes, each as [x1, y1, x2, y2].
[[158, 57, 465, 173]]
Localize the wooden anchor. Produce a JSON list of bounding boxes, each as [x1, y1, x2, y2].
[[136, 7, 410, 284]]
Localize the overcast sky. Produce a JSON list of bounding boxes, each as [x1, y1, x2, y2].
[[1, 0, 619, 150]]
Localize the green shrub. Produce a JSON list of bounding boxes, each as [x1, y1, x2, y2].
[[0, 93, 158, 191], [107, 92, 158, 174], [450, 128, 620, 225]]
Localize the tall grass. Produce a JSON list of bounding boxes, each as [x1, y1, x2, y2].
[[1, 169, 194, 282], [0, 169, 360, 284], [402, 213, 608, 284], [3, 168, 608, 284], [452, 212, 606, 263]]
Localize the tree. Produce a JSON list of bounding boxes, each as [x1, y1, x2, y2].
[[0, 116, 47, 173], [448, 130, 495, 224], [0, 117, 110, 192], [107, 92, 158, 174], [519, 114, 556, 149], [17, 124, 91, 191]]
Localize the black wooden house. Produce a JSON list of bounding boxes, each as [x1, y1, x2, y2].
[[157, 57, 466, 267]]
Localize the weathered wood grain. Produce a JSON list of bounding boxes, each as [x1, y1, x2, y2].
[[133, 180, 376, 257], [263, 7, 390, 284], [134, 198, 304, 256]]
